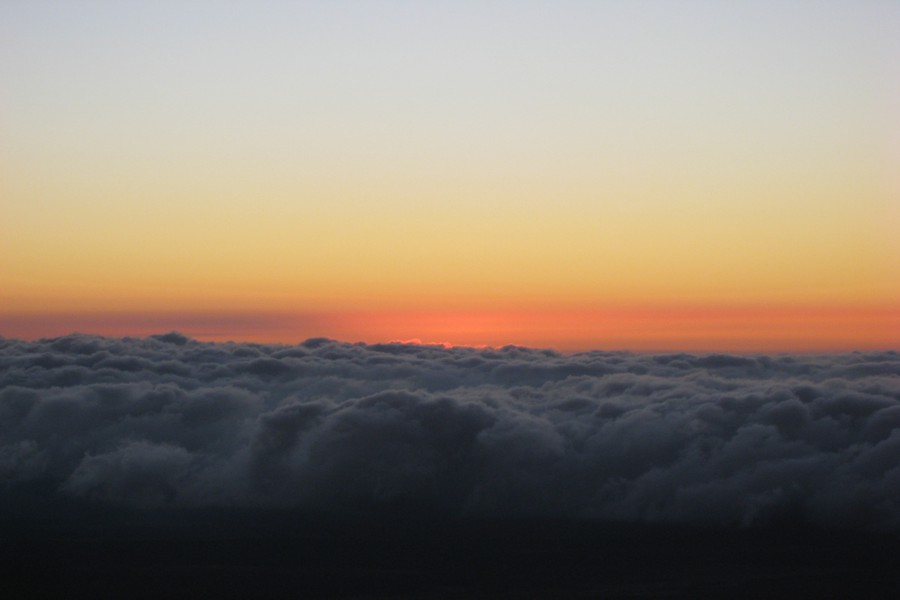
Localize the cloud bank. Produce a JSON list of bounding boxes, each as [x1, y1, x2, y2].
[[1, 333, 899, 531]]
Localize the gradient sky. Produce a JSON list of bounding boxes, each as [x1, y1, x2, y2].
[[2, 1, 898, 350]]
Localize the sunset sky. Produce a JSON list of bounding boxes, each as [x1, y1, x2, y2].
[[2, 0, 898, 351]]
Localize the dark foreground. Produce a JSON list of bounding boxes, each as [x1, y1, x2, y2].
[[3, 338, 900, 597], [2, 503, 899, 599]]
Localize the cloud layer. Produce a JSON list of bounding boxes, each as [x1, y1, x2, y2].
[[2, 334, 899, 531]]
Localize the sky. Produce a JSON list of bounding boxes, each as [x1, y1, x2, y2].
[[2, 0, 898, 351]]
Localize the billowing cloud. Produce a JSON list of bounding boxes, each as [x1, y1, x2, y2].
[[1, 334, 899, 531]]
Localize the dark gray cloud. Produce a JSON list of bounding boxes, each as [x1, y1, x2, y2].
[[1, 334, 899, 531]]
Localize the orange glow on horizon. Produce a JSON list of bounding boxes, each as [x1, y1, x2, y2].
[[2, 304, 897, 353]]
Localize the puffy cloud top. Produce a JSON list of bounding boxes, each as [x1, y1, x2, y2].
[[2, 334, 899, 531]]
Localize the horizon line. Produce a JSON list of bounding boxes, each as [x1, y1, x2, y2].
[[2, 329, 897, 357]]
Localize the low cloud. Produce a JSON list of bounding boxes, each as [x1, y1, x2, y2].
[[1, 334, 899, 531]]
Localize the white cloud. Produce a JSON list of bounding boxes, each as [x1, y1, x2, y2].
[[1, 334, 899, 531]]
